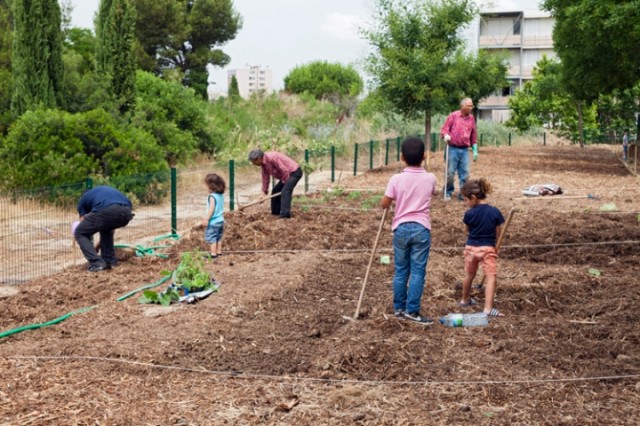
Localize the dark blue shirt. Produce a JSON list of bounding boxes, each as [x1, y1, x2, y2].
[[77, 186, 132, 216], [464, 204, 505, 247]]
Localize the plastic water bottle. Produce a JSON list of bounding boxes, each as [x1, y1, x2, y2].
[[439, 313, 488, 327]]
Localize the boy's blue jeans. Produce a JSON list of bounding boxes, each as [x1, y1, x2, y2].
[[392, 222, 431, 314], [446, 146, 470, 198]]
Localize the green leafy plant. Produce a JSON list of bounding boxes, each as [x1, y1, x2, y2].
[[347, 191, 362, 201], [587, 268, 602, 277], [171, 251, 214, 291], [362, 194, 383, 210], [138, 251, 217, 306], [138, 288, 179, 306]]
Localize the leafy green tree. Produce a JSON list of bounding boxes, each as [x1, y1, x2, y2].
[[0, 0, 13, 132], [597, 83, 640, 135], [133, 0, 242, 98], [507, 56, 598, 142], [59, 26, 108, 114], [133, 71, 215, 163], [364, 0, 506, 149], [11, 0, 65, 115], [284, 61, 363, 102], [228, 75, 240, 98], [543, 0, 640, 146], [96, 0, 137, 113], [456, 50, 508, 117], [62, 28, 115, 113]]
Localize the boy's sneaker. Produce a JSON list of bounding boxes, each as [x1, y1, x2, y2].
[[394, 309, 405, 319], [88, 264, 106, 273], [403, 311, 434, 325]]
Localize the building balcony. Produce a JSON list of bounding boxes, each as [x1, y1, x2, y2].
[[522, 35, 553, 48], [521, 66, 534, 78], [479, 34, 521, 48], [479, 96, 510, 108], [507, 65, 521, 77]]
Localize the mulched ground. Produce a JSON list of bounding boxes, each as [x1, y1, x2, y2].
[[1, 144, 639, 425]]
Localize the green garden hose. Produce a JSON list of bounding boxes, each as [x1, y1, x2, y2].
[[115, 275, 171, 302], [0, 275, 172, 340], [152, 233, 181, 242], [0, 306, 96, 340], [114, 244, 171, 259]]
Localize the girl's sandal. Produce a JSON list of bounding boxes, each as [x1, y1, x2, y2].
[[486, 308, 505, 317], [459, 297, 478, 307]]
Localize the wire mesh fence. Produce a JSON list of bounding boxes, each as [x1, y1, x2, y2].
[[1, 130, 629, 284]]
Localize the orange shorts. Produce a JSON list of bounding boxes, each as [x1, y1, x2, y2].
[[464, 245, 498, 276]]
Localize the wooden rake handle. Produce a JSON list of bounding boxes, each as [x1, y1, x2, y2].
[[354, 208, 388, 319], [479, 207, 517, 286], [238, 192, 282, 211]]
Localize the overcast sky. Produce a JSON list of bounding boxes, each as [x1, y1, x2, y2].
[[70, 0, 543, 93]]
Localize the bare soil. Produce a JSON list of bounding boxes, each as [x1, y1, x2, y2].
[[1, 145, 639, 425]]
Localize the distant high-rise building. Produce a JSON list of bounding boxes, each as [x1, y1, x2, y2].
[[227, 65, 273, 99], [474, 10, 556, 122]]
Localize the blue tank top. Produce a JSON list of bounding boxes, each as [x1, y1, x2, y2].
[[206, 193, 224, 224]]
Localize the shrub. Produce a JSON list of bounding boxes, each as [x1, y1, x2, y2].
[[0, 108, 167, 203]]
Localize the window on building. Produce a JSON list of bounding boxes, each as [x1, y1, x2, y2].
[[500, 79, 518, 96], [513, 17, 521, 35]]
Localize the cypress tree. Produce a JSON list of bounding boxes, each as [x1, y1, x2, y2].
[[96, 0, 136, 114], [0, 0, 13, 118], [11, 0, 65, 115], [95, 0, 112, 74], [228, 75, 239, 98]]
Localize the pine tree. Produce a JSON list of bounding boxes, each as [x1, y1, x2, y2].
[[228, 75, 240, 98], [96, 0, 136, 113], [11, 0, 65, 115]]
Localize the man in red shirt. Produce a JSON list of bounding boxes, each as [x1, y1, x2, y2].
[[440, 98, 478, 200], [249, 150, 303, 218]]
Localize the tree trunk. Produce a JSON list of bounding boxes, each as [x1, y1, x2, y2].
[[424, 109, 431, 169], [577, 100, 585, 148]]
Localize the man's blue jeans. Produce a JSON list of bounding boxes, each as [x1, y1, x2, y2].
[[446, 146, 470, 198], [392, 222, 431, 314]]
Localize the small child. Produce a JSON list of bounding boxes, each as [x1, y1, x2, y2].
[[202, 173, 226, 258], [459, 178, 505, 317], [381, 137, 437, 325], [622, 130, 629, 161]]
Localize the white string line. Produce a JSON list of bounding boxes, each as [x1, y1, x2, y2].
[[335, 186, 640, 193], [3, 355, 638, 386], [210, 240, 640, 255]]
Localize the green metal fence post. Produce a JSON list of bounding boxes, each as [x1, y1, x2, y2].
[[229, 160, 235, 211], [331, 146, 335, 183], [353, 143, 358, 176], [85, 177, 93, 190], [385, 139, 390, 165], [543, 131, 546, 146], [170, 167, 177, 235], [431, 132, 437, 152], [508, 132, 512, 146], [396, 137, 401, 161], [369, 140, 374, 170], [304, 149, 309, 193], [480, 133, 483, 147]]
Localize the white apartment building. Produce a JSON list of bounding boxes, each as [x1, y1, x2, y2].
[[227, 65, 273, 99], [475, 10, 556, 122]]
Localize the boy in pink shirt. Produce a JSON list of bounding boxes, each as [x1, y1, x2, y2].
[[381, 137, 437, 325]]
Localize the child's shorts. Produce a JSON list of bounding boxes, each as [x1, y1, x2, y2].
[[205, 223, 224, 244], [464, 245, 498, 276]]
